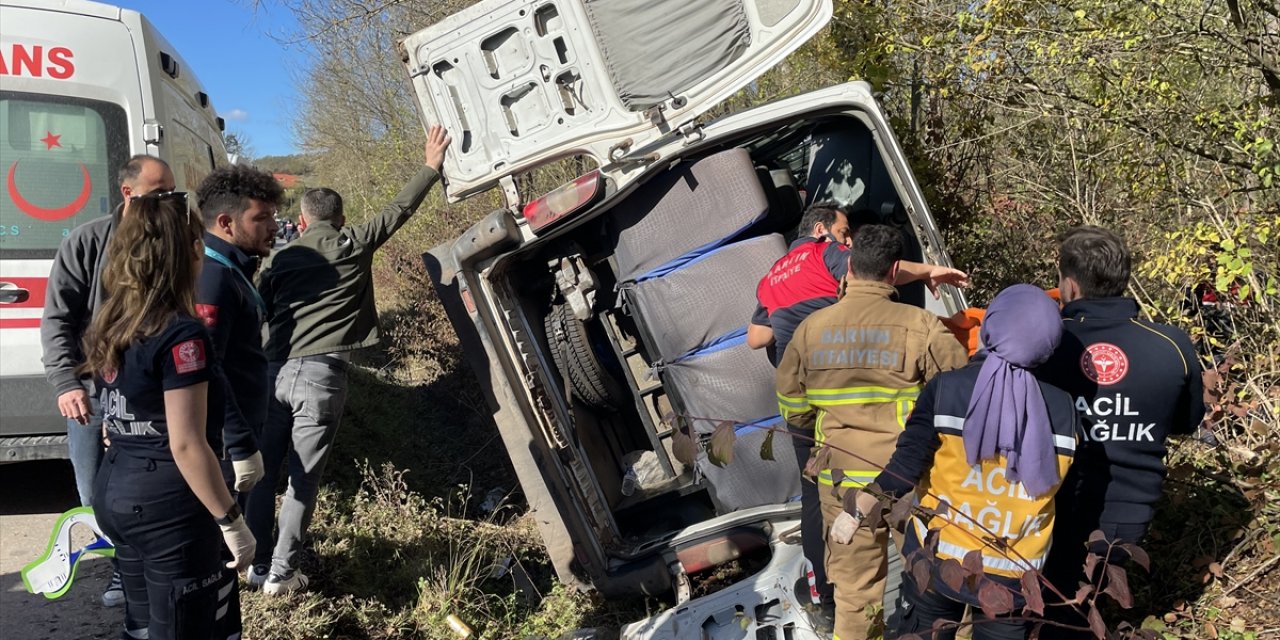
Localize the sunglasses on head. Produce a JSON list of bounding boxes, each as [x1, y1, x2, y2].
[[135, 190, 188, 203], [131, 190, 197, 224]]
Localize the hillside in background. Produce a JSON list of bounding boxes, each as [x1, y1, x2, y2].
[[241, 153, 316, 219], [255, 153, 315, 178]]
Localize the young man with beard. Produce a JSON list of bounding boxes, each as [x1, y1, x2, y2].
[[1039, 226, 1205, 638], [190, 164, 283, 637]]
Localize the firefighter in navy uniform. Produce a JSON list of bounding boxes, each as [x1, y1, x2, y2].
[[776, 224, 968, 640], [84, 193, 255, 640], [1040, 226, 1205, 639], [750, 204, 968, 629]]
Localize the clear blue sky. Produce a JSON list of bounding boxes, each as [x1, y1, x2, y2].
[[113, 0, 309, 157]]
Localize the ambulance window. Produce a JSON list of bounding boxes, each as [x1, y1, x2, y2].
[[0, 92, 128, 256]]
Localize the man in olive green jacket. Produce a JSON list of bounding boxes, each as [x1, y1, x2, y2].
[[245, 126, 451, 594]]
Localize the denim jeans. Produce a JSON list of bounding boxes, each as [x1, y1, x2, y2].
[[246, 356, 349, 575], [94, 449, 225, 640], [67, 394, 104, 506]]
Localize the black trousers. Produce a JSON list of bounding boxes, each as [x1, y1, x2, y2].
[[1039, 521, 1149, 640], [897, 575, 1029, 640], [94, 449, 230, 640], [789, 425, 833, 602]]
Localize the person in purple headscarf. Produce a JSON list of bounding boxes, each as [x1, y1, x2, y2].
[[834, 284, 1083, 640]]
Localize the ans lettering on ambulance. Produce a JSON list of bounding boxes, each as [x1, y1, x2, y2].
[[0, 43, 75, 79]]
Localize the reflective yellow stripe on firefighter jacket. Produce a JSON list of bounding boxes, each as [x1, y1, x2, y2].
[[775, 280, 969, 479]]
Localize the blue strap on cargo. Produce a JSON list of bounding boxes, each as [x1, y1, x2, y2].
[[671, 326, 748, 363], [629, 217, 762, 284], [734, 414, 784, 434], [649, 325, 749, 379], [619, 237, 753, 317]]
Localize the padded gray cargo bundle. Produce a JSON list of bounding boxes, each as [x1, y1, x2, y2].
[[623, 234, 786, 362], [661, 329, 779, 432], [609, 148, 769, 282], [697, 418, 802, 513]]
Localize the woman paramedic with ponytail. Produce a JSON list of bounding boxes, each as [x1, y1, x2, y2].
[[80, 191, 255, 640], [836, 284, 1081, 639]]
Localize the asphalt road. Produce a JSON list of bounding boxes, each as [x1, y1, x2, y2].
[[0, 460, 117, 639]]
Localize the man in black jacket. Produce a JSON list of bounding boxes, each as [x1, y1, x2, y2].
[[1041, 226, 1205, 637], [195, 165, 282, 493], [193, 165, 282, 639]]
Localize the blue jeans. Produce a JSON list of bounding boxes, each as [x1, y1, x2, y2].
[[67, 395, 104, 506], [246, 356, 349, 575]]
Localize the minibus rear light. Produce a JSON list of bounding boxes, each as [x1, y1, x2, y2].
[[522, 170, 603, 234]]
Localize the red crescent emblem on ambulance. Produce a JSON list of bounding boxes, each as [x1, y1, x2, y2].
[[1080, 342, 1129, 385], [6, 160, 92, 221]]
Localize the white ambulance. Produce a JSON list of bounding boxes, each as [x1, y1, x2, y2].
[[0, 0, 228, 461]]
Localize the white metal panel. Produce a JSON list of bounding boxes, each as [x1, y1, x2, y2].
[[401, 0, 832, 202]]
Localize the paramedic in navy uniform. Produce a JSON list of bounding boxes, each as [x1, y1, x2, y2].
[[193, 162, 283, 640], [81, 192, 255, 640], [193, 163, 284, 499], [1040, 226, 1205, 639]]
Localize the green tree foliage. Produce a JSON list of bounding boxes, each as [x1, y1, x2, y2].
[[818, 1, 1278, 629], [821, 0, 1278, 288]]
